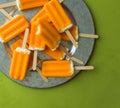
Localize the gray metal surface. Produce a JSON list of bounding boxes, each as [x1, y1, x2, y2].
[[0, 0, 95, 88]]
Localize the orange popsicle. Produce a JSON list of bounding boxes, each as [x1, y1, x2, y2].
[[44, 0, 72, 33], [0, 14, 29, 43], [0, 0, 48, 10], [44, 0, 78, 48], [42, 60, 74, 77], [16, 0, 49, 10], [37, 16, 61, 51], [29, 20, 45, 51], [9, 28, 30, 80]]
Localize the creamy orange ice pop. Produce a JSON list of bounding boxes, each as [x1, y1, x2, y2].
[[42, 60, 94, 77], [44, 0, 72, 33], [0, 0, 48, 10], [37, 16, 61, 51], [61, 26, 79, 41], [29, 19, 46, 70], [9, 28, 30, 80], [16, 0, 49, 10], [43, 46, 66, 60], [0, 14, 29, 43], [29, 20, 45, 51], [42, 60, 74, 77], [44, 0, 78, 48]]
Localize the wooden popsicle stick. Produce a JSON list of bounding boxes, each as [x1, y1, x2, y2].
[[22, 28, 29, 49], [75, 66, 94, 71], [36, 67, 48, 83], [0, 9, 13, 20], [0, 1, 16, 9], [70, 56, 83, 64], [65, 30, 78, 48], [79, 33, 99, 39], [4, 6, 17, 22], [32, 50, 38, 70], [59, 45, 84, 64]]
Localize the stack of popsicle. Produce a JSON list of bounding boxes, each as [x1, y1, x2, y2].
[[0, 0, 99, 81]]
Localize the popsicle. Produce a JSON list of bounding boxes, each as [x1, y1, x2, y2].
[[29, 21, 45, 51], [0, 0, 48, 10], [9, 28, 30, 80], [29, 19, 46, 70], [44, 0, 78, 48], [43, 46, 66, 60], [0, 0, 64, 10], [42, 60, 94, 77], [0, 14, 29, 43], [61, 25, 79, 41], [37, 16, 61, 51]]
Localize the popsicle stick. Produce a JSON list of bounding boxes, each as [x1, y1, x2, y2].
[[75, 66, 94, 71], [22, 28, 29, 49], [0, 1, 16, 9], [79, 33, 99, 39], [4, 43, 12, 58], [4, 6, 17, 22], [0, 9, 13, 20], [32, 50, 38, 70], [36, 67, 48, 83], [59, 45, 84, 64], [70, 56, 83, 64], [65, 30, 78, 48]]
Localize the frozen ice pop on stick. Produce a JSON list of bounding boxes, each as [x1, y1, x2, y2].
[[9, 28, 30, 80], [44, 0, 78, 48], [0, 0, 64, 10], [37, 16, 61, 51], [29, 20, 46, 70], [42, 60, 94, 77], [0, 0, 48, 10], [9, 39, 48, 82], [0, 12, 29, 43]]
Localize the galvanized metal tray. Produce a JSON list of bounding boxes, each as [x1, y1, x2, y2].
[[0, 0, 95, 88]]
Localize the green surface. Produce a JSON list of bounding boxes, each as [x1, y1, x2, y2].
[[0, 0, 120, 108]]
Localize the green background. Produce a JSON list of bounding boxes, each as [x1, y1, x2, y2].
[[0, 0, 120, 108]]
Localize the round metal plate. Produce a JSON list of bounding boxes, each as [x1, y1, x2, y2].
[[0, 0, 95, 88]]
